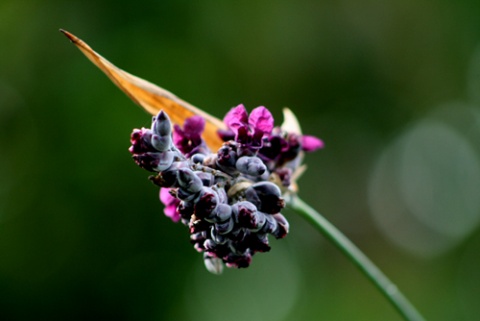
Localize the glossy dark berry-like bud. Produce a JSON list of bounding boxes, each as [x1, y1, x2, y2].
[[177, 168, 203, 194], [132, 151, 174, 172], [271, 213, 289, 239], [217, 143, 237, 169], [151, 111, 172, 136], [151, 133, 172, 151], [211, 226, 228, 244], [232, 201, 258, 228], [261, 214, 278, 234], [245, 181, 284, 214], [191, 153, 206, 164], [236, 156, 266, 176], [215, 218, 234, 235], [194, 171, 214, 187], [213, 203, 232, 223], [129, 128, 153, 154], [194, 187, 218, 219]]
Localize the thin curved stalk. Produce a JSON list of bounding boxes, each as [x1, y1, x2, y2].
[[288, 196, 426, 321]]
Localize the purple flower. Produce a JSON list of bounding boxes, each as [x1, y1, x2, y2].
[[301, 135, 324, 152], [159, 187, 181, 222], [221, 104, 274, 150], [173, 115, 208, 157]]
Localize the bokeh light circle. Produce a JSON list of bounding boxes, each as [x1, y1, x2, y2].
[[369, 105, 480, 257]]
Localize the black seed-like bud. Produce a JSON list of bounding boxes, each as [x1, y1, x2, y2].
[[177, 168, 203, 194], [195, 171, 215, 187], [236, 156, 266, 176], [231, 201, 258, 227], [194, 187, 218, 219], [246, 182, 285, 214], [129, 128, 153, 154], [152, 111, 172, 136], [217, 143, 237, 169], [151, 133, 172, 151], [132, 151, 174, 172], [261, 214, 278, 234], [177, 201, 194, 220], [248, 233, 270, 253], [191, 153, 206, 164], [215, 218, 234, 235], [211, 226, 228, 244], [213, 204, 232, 223], [272, 213, 289, 239]]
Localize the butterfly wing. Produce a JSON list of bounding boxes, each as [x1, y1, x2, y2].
[[61, 30, 226, 150]]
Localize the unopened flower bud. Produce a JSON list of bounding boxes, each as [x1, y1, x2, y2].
[[213, 204, 232, 223], [215, 218, 234, 235], [236, 156, 266, 176], [132, 151, 174, 172], [151, 133, 172, 151], [217, 143, 237, 169], [195, 187, 219, 219], [246, 182, 284, 214], [211, 227, 228, 244], [261, 214, 278, 234], [152, 111, 172, 136], [177, 168, 203, 194], [129, 128, 153, 154], [272, 213, 289, 239]]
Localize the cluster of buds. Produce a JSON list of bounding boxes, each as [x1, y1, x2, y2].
[[129, 105, 323, 273]]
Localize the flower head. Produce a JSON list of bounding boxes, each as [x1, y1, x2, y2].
[[129, 106, 322, 274]]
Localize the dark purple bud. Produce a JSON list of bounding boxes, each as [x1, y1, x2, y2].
[[271, 214, 289, 239], [190, 231, 207, 243], [132, 151, 174, 172], [191, 153, 206, 164], [177, 168, 203, 194], [152, 111, 172, 136], [177, 201, 195, 220], [151, 133, 172, 151], [129, 128, 154, 154], [194, 171, 214, 187], [215, 218, 234, 235], [261, 214, 278, 234], [246, 182, 285, 214], [194, 187, 218, 219], [248, 233, 270, 253], [224, 252, 252, 268], [177, 188, 198, 202], [189, 218, 210, 234], [211, 227, 228, 244], [216, 143, 237, 169], [232, 201, 259, 229], [236, 156, 266, 176], [230, 228, 248, 242], [204, 238, 217, 250], [213, 204, 232, 223]]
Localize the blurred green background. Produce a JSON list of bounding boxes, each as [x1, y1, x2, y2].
[[1, 0, 480, 320]]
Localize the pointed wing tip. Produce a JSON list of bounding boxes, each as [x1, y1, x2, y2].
[[59, 29, 79, 43]]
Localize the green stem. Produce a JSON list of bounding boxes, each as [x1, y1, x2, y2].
[[288, 196, 426, 321]]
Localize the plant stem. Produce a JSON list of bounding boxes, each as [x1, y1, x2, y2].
[[288, 196, 426, 321]]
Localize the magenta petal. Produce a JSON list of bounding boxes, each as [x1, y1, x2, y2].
[[172, 124, 184, 149], [183, 115, 205, 138], [301, 135, 324, 152], [159, 188, 180, 222], [224, 104, 248, 132], [249, 106, 274, 135]]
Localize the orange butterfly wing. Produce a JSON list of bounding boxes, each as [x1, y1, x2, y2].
[[61, 30, 226, 150]]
